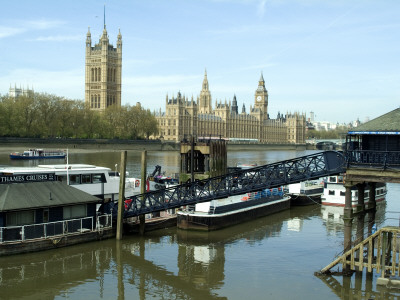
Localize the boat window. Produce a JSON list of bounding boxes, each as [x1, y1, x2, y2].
[[69, 174, 81, 185], [81, 174, 91, 184], [93, 174, 106, 183], [338, 176, 344, 183], [43, 209, 49, 223], [6, 210, 35, 226], [329, 177, 336, 183], [340, 191, 345, 196], [328, 190, 335, 195], [365, 192, 369, 198], [57, 175, 67, 183], [63, 204, 86, 219]]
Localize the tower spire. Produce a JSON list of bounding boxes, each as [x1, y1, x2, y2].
[[103, 4, 106, 29]]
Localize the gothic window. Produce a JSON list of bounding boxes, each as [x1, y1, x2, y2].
[[113, 69, 116, 82], [98, 68, 101, 81], [91, 95, 94, 108], [91, 68, 94, 82]]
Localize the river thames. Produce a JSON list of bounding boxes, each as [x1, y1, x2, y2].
[[0, 149, 400, 299]]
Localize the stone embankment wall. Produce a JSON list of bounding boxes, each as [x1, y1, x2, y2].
[[0, 137, 312, 152]]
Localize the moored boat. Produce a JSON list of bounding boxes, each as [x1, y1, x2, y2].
[[0, 164, 142, 201], [321, 175, 387, 207], [287, 179, 324, 206], [10, 149, 66, 160], [177, 187, 290, 231]]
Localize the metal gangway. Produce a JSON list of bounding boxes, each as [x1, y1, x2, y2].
[[124, 151, 345, 218]]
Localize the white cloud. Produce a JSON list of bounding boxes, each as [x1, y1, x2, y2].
[[29, 35, 81, 42], [26, 19, 65, 30], [257, 0, 267, 17], [0, 26, 25, 39], [0, 19, 65, 39]]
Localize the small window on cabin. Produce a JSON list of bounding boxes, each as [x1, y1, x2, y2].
[[43, 209, 49, 223], [93, 174, 106, 183], [58, 175, 67, 183], [340, 191, 345, 196], [63, 205, 86, 219], [81, 174, 91, 184], [69, 174, 81, 185], [329, 190, 335, 195], [329, 177, 336, 183], [6, 210, 35, 226], [338, 176, 344, 183]]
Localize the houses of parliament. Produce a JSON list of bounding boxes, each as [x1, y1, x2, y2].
[[155, 71, 306, 144], [84, 21, 306, 144]]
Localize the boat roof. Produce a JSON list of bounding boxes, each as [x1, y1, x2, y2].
[[348, 107, 400, 135], [0, 181, 101, 211], [0, 164, 111, 175]]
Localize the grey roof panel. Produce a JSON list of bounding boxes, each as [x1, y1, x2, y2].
[[0, 182, 101, 211], [352, 108, 400, 132]]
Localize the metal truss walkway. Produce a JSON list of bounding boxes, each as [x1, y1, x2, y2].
[[124, 151, 345, 218]]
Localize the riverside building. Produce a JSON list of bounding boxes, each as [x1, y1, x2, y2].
[[85, 22, 122, 111], [156, 71, 306, 144]]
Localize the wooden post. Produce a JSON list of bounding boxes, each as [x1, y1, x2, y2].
[[343, 183, 353, 273], [356, 183, 365, 213], [381, 232, 387, 278], [116, 151, 127, 240], [139, 150, 147, 235]]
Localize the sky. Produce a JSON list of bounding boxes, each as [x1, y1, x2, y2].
[[0, 0, 399, 124]]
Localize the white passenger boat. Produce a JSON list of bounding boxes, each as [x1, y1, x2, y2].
[[321, 175, 387, 207], [10, 149, 66, 160], [0, 164, 142, 201], [287, 180, 325, 206]]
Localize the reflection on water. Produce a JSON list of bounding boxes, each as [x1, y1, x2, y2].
[[1, 150, 400, 299]]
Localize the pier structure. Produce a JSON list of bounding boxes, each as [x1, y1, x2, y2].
[[179, 136, 227, 184], [321, 108, 400, 283]]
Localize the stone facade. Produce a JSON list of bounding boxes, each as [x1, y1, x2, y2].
[[9, 85, 34, 98], [85, 25, 122, 111], [156, 71, 306, 144]]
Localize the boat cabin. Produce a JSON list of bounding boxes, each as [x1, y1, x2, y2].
[[0, 177, 102, 228], [345, 108, 400, 167], [0, 164, 140, 202]]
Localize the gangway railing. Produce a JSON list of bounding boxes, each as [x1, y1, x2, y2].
[[320, 227, 400, 277], [124, 150, 345, 218]]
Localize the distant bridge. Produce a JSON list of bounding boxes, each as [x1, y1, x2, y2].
[[123, 151, 345, 218]]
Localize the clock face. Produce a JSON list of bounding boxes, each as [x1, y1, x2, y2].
[[257, 96, 262, 102]]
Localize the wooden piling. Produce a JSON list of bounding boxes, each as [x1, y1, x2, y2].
[[116, 151, 127, 240]]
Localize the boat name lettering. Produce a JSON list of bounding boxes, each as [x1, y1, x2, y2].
[[0, 173, 55, 184]]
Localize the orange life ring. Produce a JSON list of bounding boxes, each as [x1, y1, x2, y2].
[[135, 180, 140, 187]]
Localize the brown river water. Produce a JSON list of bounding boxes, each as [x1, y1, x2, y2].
[[0, 149, 399, 300]]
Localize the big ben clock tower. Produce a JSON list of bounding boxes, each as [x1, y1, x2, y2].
[[254, 73, 268, 120]]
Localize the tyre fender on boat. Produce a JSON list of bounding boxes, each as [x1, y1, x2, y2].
[[135, 180, 140, 187]]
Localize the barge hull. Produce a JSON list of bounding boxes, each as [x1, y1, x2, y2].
[[177, 197, 290, 231], [0, 228, 115, 257]]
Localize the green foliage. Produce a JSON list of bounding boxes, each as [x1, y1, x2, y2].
[[306, 127, 349, 139], [0, 93, 159, 140]]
